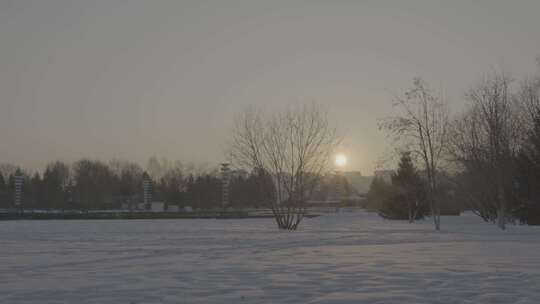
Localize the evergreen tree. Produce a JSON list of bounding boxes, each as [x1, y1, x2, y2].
[[378, 152, 428, 221], [229, 174, 249, 208], [0, 173, 7, 208], [73, 159, 115, 210], [28, 172, 42, 209], [0, 173, 5, 191], [366, 176, 393, 211], [185, 174, 196, 208], [8, 173, 15, 190], [42, 162, 70, 210], [516, 110, 540, 224], [6, 173, 16, 208]]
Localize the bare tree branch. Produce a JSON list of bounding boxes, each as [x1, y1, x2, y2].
[[230, 104, 340, 230]]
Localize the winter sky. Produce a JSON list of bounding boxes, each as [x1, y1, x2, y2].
[[1, 0, 540, 174]]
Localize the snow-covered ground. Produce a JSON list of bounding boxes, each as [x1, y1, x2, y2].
[[1, 211, 540, 304]]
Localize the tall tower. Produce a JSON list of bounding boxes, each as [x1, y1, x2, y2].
[[221, 163, 231, 214], [142, 173, 152, 211], [14, 171, 23, 211]]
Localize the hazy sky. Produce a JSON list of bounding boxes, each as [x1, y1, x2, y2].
[[1, 0, 540, 175]]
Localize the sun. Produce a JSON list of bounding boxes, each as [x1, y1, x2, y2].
[[335, 154, 348, 168]]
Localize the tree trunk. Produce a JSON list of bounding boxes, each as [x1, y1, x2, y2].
[[428, 184, 440, 230], [496, 187, 506, 230], [273, 208, 303, 230], [434, 198, 441, 230], [496, 208, 506, 230], [496, 206, 506, 230], [431, 198, 441, 230], [496, 199, 506, 230], [408, 200, 415, 223], [411, 200, 419, 223]]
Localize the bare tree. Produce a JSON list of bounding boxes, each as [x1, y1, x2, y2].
[[230, 104, 339, 230], [380, 78, 450, 230], [449, 72, 523, 230], [518, 77, 540, 123], [0, 163, 18, 180], [516, 62, 540, 133]]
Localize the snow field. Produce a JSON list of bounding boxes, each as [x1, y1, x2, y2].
[[1, 211, 539, 303]]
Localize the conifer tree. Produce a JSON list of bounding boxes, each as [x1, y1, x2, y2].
[[378, 152, 428, 221], [0, 173, 5, 191], [366, 176, 393, 211]]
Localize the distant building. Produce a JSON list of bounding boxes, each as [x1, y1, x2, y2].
[[374, 170, 394, 184], [121, 201, 184, 212], [343, 171, 373, 195], [230, 169, 249, 179], [150, 202, 165, 212], [132, 201, 166, 212], [183, 206, 193, 212], [167, 205, 180, 212]]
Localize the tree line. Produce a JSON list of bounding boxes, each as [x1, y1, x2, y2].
[[0, 157, 276, 211], [0, 156, 354, 212], [369, 59, 540, 230]]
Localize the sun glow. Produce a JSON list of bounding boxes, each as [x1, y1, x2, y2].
[[335, 154, 348, 168]]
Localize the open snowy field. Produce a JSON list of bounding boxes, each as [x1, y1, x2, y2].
[[1, 211, 540, 304]]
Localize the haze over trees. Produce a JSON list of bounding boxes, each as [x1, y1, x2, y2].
[[0, 154, 338, 220], [2, 59, 540, 233]]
